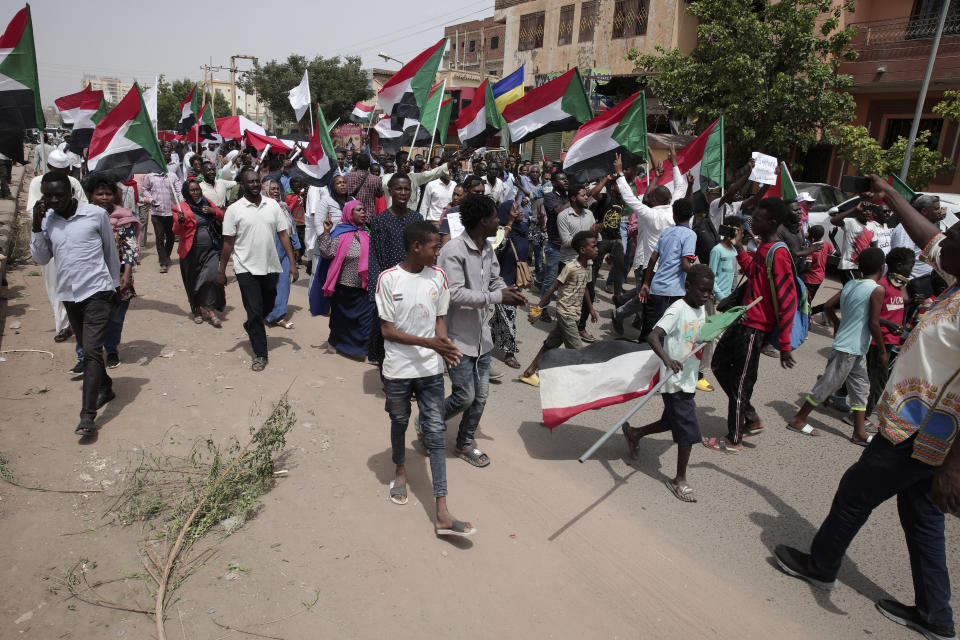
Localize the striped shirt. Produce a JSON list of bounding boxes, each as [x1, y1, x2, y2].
[[737, 242, 798, 351]]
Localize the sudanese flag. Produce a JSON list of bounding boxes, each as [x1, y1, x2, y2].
[[0, 5, 43, 162]]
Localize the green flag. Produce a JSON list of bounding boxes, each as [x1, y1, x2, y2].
[[418, 82, 445, 137], [699, 305, 748, 343], [610, 92, 648, 162], [700, 115, 724, 190], [889, 175, 916, 201], [436, 97, 453, 146]]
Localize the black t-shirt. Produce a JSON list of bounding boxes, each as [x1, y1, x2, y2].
[[543, 189, 569, 245], [590, 190, 624, 241]]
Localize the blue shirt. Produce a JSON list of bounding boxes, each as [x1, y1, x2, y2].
[[649, 224, 697, 297], [708, 243, 738, 300], [833, 279, 881, 356], [29, 202, 121, 303]]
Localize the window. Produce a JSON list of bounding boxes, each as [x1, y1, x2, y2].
[[490, 36, 499, 50], [908, 0, 960, 38], [579, 0, 598, 42], [613, 0, 649, 38], [883, 117, 944, 150], [518, 11, 545, 51], [558, 4, 575, 45], [469, 40, 476, 52]]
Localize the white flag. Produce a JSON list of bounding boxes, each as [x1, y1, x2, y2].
[[288, 70, 311, 122], [143, 79, 158, 131]]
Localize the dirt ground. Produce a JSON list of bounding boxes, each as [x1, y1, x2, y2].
[[1, 172, 955, 639]]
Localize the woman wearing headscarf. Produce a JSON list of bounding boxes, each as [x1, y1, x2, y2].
[[264, 179, 302, 328], [309, 200, 373, 356], [305, 175, 352, 274], [491, 199, 527, 369], [84, 174, 140, 368], [172, 178, 225, 327]]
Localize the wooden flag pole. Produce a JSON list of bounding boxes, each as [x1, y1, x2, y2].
[[577, 297, 763, 463]]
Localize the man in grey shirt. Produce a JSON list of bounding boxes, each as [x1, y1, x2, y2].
[[30, 172, 120, 437], [556, 184, 600, 340], [437, 194, 526, 468]]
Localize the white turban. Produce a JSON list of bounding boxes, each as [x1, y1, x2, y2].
[[225, 150, 239, 162]]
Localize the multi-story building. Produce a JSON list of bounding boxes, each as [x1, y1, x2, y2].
[[80, 75, 133, 104], [444, 16, 506, 79], [209, 78, 269, 126], [811, 0, 960, 193]]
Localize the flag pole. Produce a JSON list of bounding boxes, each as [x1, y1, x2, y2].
[[427, 80, 446, 162], [577, 297, 763, 463]]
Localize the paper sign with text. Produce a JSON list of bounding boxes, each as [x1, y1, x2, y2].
[[749, 152, 778, 185]]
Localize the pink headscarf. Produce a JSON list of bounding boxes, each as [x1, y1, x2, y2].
[[322, 200, 370, 295], [109, 206, 141, 240]]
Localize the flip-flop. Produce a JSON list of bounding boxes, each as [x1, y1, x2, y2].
[[193, 314, 204, 324], [786, 423, 820, 436], [504, 356, 521, 369], [666, 480, 697, 503], [842, 414, 873, 428], [702, 436, 741, 454], [435, 520, 475, 537], [850, 434, 874, 447], [622, 424, 640, 459], [518, 373, 540, 387], [389, 480, 408, 505], [456, 447, 490, 468]]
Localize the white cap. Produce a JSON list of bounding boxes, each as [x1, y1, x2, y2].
[[797, 191, 816, 202], [47, 148, 72, 169]]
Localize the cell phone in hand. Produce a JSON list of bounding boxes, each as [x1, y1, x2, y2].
[[840, 174, 871, 194]]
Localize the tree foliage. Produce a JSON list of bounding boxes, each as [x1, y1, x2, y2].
[[238, 54, 371, 132], [155, 76, 233, 132], [631, 0, 858, 170], [833, 125, 953, 190]]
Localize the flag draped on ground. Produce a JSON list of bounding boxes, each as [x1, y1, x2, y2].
[[492, 65, 524, 113], [563, 92, 646, 185], [767, 161, 798, 200], [197, 102, 217, 139], [290, 104, 338, 188], [87, 84, 164, 178], [350, 101, 374, 124], [538, 307, 746, 428], [658, 116, 724, 192], [177, 84, 199, 134], [54, 86, 106, 154], [455, 79, 503, 148], [0, 5, 43, 162], [502, 68, 592, 144]]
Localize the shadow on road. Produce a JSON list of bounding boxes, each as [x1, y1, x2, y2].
[[696, 461, 894, 616], [95, 376, 150, 430]]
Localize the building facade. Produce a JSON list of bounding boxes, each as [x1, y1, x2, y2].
[[814, 0, 960, 192], [444, 17, 506, 79], [80, 75, 133, 104]]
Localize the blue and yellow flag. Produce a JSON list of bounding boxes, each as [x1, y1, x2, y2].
[[493, 65, 524, 113]]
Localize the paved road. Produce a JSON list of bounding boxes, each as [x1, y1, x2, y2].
[[0, 214, 956, 639]]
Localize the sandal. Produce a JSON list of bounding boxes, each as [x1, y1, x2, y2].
[[389, 480, 408, 505], [54, 327, 73, 343], [666, 480, 697, 502], [456, 447, 490, 468], [850, 434, 874, 447], [622, 423, 641, 459], [251, 356, 267, 372], [435, 520, 476, 537], [208, 314, 222, 328], [193, 314, 204, 324], [702, 436, 741, 454], [504, 355, 521, 369], [786, 423, 820, 437]]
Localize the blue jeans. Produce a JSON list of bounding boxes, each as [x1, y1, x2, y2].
[[444, 352, 491, 450], [810, 435, 952, 628], [383, 374, 447, 497], [541, 243, 561, 304], [532, 243, 544, 281], [76, 298, 130, 359]]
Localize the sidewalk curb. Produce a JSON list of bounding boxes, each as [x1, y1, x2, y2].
[[0, 145, 32, 286]]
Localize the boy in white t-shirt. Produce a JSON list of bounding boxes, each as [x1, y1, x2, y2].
[[375, 221, 474, 537], [621, 265, 714, 503]]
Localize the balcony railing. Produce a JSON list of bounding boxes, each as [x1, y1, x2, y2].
[[849, 13, 960, 62]]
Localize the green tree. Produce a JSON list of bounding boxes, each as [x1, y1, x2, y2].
[[154, 76, 235, 131], [238, 54, 371, 131], [833, 125, 953, 190], [631, 0, 859, 170]]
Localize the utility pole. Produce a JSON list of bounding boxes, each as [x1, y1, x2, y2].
[[901, 0, 952, 181], [199, 61, 228, 113], [230, 55, 258, 116]]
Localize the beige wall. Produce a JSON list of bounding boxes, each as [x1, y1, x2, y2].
[[495, 0, 694, 81]]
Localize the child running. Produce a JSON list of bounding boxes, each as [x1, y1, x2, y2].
[[519, 230, 599, 386], [375, 221, 474, 537], [622, 264, 714, 503], [786, 247, 887, 445]]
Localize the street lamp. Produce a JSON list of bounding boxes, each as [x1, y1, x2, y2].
[[378, 53, 405, 66]]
